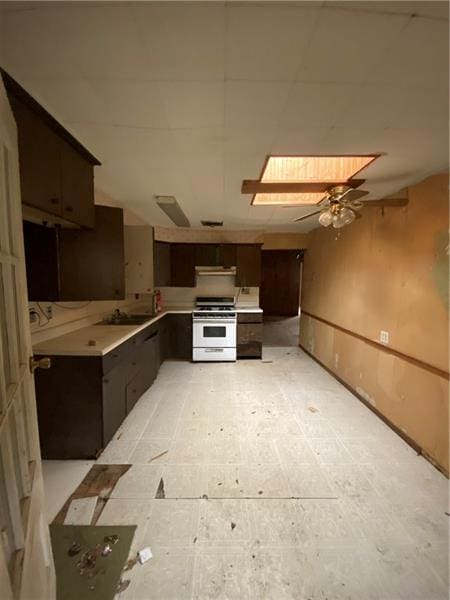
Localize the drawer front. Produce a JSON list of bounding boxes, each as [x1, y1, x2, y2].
[[102, 339, 133, 374], [237, 312, 262, 324]]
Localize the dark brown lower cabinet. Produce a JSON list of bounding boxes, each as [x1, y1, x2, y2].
[[35, 320, 165, 459], [237, 312, 263, 358]]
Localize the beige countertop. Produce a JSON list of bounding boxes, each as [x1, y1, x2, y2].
[[33, 305, 263, 357]]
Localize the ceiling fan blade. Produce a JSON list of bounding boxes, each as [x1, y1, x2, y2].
[[294, 210, 322, 223], [340, 188, 369, 202], [361, 198, 408, 207]]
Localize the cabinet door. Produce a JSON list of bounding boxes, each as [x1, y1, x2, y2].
[[126, 372, 142, 415], [169, 314, 192, 360], [60, 138, 95, 228], [218, 244, 237, 267], [154, 241, 171, 287], [236, 245, 262, 287], [125, 225, 154, 294], [12, 98, 62, 216], [237, 322, 262, 358], [59, 205, 125, 300], [195, 244, 217, 266], [140, 330, 159, 391], [102, 362, 127, 445], [170, 243, 196, 287]]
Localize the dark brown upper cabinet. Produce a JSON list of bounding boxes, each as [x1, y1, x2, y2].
[[1, 69, 100, 228], [195, 244, 236, 267], [236, 244, 262, 287], [170, 243, 196, 287], [24, 205, 125, 301], [154, 241, 171, 287]]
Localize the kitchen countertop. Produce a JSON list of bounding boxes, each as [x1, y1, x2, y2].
[[33, 306, 263, 357]]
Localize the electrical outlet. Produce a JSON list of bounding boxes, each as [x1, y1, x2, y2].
[[44, 305, 53, 319], [379, 330, 389, 344], [241, 287, 250, 295]]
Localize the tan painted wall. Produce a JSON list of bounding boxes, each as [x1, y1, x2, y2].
[[262, 232, 308, 249], [299, 172, 449, 473]]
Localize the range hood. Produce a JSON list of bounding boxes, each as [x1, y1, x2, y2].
[[195, 266, 236, 276]]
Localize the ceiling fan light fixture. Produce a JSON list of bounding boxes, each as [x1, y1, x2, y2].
[[332, 206, 355, 228], [318, 210, 334, 227]]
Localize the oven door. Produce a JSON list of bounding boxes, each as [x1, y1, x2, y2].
[[192, 319, 236, 348]]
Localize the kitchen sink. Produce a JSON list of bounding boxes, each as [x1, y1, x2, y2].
[[96, 313, 155, 326]]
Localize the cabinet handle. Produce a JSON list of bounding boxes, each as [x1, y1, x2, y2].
[[65, 205, 73, 212], [49, 198, 59, 205]]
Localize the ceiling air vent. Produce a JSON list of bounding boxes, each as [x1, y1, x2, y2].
[[201, 220, 223, 228], [156, 196, 190, 227]]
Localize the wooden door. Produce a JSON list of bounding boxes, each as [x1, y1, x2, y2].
[[260, 250, 302, 316], [0, 79, 55, 598]]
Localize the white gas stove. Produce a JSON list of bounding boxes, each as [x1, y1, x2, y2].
[[192, 296, 237, 361]]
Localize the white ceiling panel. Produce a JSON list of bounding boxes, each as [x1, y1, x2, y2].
[[297, 8, 409, 83], [133, 2, 226, 81], [225, 81, 291, 128], [226, 4, 319, 80], [280, 82, 362, 128], [158, 82, 224, 128], [0, 1, 447, 232], [369, 17, 449, 89]]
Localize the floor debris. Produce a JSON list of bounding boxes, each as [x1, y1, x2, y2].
[[53, 464, 131, 526], [230, 522, 236, 531], [123, 557, 138, 572], [193, 537, 198, 544], [138, 547, 153, 564], [308, 406, 319, 413], [117, 579, 130, 593], [155, 478, 166, 499], [149, 450, 169, 463]]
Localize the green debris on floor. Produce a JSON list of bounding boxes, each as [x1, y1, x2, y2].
[[50, 524, 136, 600]]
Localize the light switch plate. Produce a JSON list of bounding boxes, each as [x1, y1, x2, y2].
[[380, 330, 389, 344]]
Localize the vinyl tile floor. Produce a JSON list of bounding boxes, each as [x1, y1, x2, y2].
[[45, 348, 449, 599]]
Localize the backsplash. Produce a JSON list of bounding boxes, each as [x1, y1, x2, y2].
[[30, 296, 153, 345], [160, 275, 259, 308]]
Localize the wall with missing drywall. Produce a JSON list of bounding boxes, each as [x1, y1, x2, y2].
[[300, 172, 449, 473]]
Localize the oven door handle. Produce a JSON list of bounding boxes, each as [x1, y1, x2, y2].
[[192, 319, 236, 325]]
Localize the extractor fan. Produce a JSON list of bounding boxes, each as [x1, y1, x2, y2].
[[294, 185, 408, 228]]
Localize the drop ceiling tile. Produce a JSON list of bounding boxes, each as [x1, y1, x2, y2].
[[159, 82, 224, 129], [270, 126, 330, 154], [23, 78, 169, 128], [225, 81, 291, 128], [297, 8, 408, 83], [224, 127, 278, 159], [133, 2, 226, 81], [226, 4, 319, 80], [369, 17, 449, 89], [279, 82, 362, 128]]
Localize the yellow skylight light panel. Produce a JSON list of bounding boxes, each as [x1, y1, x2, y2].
[[252, 192, 325, 206], [261, 155, 378, 183]]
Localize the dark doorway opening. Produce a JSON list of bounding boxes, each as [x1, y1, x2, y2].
[[260, 249, 303, 347]]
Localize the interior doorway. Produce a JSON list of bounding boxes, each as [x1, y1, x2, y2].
[[260, 249, 303, 346]]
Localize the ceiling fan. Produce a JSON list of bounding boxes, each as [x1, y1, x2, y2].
[[294, 184, 408, 229]]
